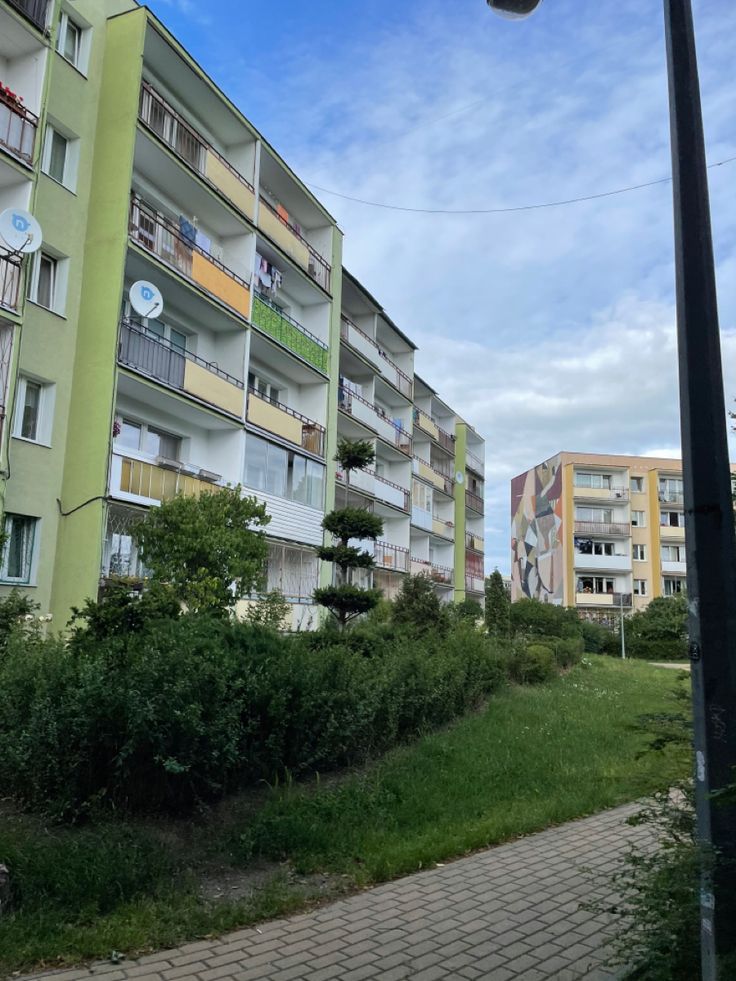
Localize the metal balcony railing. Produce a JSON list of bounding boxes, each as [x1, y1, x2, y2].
[[6, 0, 48, 31], [338, 385, 412, 456], [415, 456, 454, 496], [431, 563, 453, 585], [0, 87, 37, 164], [574, 520, 630, 537], [466, 490, 484, 514], [466, 531, 485, 551], [573, 483, 629, 500], [659, 490, 685, 505], [374, 540, 410, 572], [0, 254, 21, 312], [466, 450, 484, 476], [340, 315, 413, 398], [139, 83, 255, 214], [576, 590, 633, 607], [251, 292, 329, 374], [259, 197, 331, 293], [413, 406, 455, 453], [247, 385, 325, 457]]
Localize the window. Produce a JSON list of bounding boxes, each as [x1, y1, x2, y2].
[[661, 545, 686, 563], [13, 376, 54, 444], [575, 507, 613, 524], [633, 544, 646, 561], [27, 251, 67, 315], [631, 510, 646, 527], [265, 542, 318, 601], [664, 577, 685, 596], [115, 417, 181, 461], [244, 434, 324, 509], [140, 318, 187, 353], [661, 510, 683, 528], [575, 472, 611, 489], [57, 12, 90, 72], [659, 478, 684, 502], [577, 577, 616, 595], [412, 479, 432, 513], [0, 514, 37, 584], [634, 579, 647, 596], [631, 476, 644, 493], [46, 128, 67, 183], [248, 370, 283, 405], [575, 540, 616, 556]]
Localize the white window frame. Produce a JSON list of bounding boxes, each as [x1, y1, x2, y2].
[[41, 122, 80, 191], [663, 577, 685, 596], [56, 10, 91, 74], [0, 514, 39, 585], [630, 477, 644, 493], [634, 579, 647, 596], [632, 544, 646, 561], [114, 416, 182, 462], [660, 510, 683, 528], [26, 249, 68, 316], [631, 510, 646, 528], [248, 368, 284, 406], [575, 472, 612, 490], [12, 375, 55, 446]]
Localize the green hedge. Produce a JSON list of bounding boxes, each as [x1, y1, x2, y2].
[[0, 619, 509, 819]]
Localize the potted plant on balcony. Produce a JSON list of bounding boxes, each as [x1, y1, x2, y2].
[[1, 85, 24, 111]]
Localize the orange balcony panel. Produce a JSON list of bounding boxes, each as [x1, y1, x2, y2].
[[191, 251, 250, 317]]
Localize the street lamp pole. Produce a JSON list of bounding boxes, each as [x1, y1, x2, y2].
[[486, 0, 736, 976]]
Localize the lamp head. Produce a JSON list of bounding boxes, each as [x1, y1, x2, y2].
[[486, 0, 542, 18]]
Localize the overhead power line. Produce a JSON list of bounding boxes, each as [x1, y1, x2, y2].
[[306, 154, 736, 215]]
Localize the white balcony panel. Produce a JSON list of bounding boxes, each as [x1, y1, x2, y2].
[[662, 560, 687, 575], [337, 468, 375, 496], [350, 397, 379, 430], [412, 506, 432, 531], [345, 322, 383, 371], [250, 490, 324, 547], [574, 553, 631, 572], [374, 413, 399, 443], [376, 479, 405, 509]]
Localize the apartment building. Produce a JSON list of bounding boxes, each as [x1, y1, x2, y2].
[[510, 451, 694, 620], [0, 0, 485, 626]]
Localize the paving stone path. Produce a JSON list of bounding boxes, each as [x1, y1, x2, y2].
[[21, 802, 652, 981]]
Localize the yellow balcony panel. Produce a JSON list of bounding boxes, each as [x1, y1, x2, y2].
[[183, 360, 245, 417], [660, 524, 685, 541], [575, 593, 615, 607], [418, 460, 444, 490], [191, 250, 250, 318], [258, 204, 310, 269], [119, 458, 221, 503], [432, 518, 454, 539], [247, 393, 303, 446], [417, 414, 439, 440], [205, 150, 255, 218]]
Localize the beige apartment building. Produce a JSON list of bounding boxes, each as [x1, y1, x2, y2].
[[511, 451, 694, 619]]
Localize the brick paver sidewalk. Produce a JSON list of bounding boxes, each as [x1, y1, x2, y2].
[[21, 802, 651, 981]]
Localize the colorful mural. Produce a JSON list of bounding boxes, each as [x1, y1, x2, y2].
[[510, 455, 564, 604]]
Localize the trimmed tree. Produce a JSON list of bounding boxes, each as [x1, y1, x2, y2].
[[131, 485, 270, 617], [315, 439, 383, 628], [485, 569, 510, 636]]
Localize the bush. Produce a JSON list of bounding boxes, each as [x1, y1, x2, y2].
[[579, 619, 614, 654], [625, 637, 688, 661], [509, 597, 580, 638], [392, 574, 449, 635], [509, 643, 556, 685], [531, 634, 583, 669]]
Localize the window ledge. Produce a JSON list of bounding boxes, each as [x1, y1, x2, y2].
[[11, 436, 52, 449], [55, 52, 88, 79], [40, 172, 77, 196], [26, 300, 67, 321]]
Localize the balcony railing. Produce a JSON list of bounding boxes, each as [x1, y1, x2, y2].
[[0, 254, 21, 312], [338, 385, 412, 456], [414, 456, 454, 496], [6, 0, 48, 32], [466, 531, 484, 551], [247, 387, 325, 457], [339, 316, 413, 398], [258, 197, 331, 292], [0, 88, 37, 164], [574, 520, 630, 537], [251, 292, 328, 374], [465, 572, 485, 593], [413, 407, 455, 453], [139, 83, 256, 219], [370, 470, 410, 511], [374, 540, 410, 573], [432, 516, 455, 540], [573, 483, 629, 500], [576, 591, 633, 608], [431, 564, 453, 585], [111, 452, 223, 504], [466, 490, 484, 514], [129, 195, 251, 318], [118, 320, 245, 418], [466, 450, 484, 477], [659, 490, 685, 505]]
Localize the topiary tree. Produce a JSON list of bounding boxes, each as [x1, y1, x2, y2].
[[131, 486, 270, 617], [485, 569, 510, 636], [315, 439, 383, 628]]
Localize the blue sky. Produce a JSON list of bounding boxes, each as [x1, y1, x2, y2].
[[149, 0, 736, 572]]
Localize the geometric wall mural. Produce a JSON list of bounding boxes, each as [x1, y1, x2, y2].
[[510, 454, 564, 604]]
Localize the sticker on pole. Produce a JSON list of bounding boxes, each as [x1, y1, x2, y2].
[[0, 208, 43, 254], [129, 281, 164, 319]]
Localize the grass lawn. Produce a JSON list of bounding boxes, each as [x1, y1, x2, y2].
[[0, 656, 690, 977]]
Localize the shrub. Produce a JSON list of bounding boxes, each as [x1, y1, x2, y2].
[[485, 569, 510, 636], [392, 574, 449, 635], [579, 619, 614, 654], [509, 642, 556, 685], [625, 637, 688, 661], [0, 590, 40, 659], [69, 580, 181, 645], [532, 634, 584, 669], [509, 597, 580, 638]]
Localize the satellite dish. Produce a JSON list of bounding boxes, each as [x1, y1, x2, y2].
[[455, 471, 465, 485], [129, 280, 164, 319], [0, 208, 43, 254]]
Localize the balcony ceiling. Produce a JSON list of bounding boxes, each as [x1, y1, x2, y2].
[[117, 371, 241, 432], [339, 344, 375, 382], [0, 9, 44, 57], [125, 248, 247, 337], [259, 148, 331, 231], [134, 133, 248, 238], [375, 373, 410, 409], [0, 160, 32, 190], [249, 330, 326, 386]]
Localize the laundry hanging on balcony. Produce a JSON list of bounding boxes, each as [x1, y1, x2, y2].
[[254, 253, 283, 298]]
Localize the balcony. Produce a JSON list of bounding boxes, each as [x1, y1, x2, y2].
[[257, 197, 331, 292], [374, 541, 409, 573], [247, 388, 325, 457], [340, 316, 412, 398], [575, 592, 633, 608], [336, 466, 375, 499], [465, 572, 485, 594], [338, 386, 412, 455], [573, 484, 629, 501], [139, 83, 255, 220], [659, 490, 685, 505], [466, 490, 484, 514], [431, 564, 453, 586], [110, 451, 223, 505], [574, 520, 630, 537], [0, 254, 21, 313], [6, 0, 48, 32], [466, 532, 484, 552], [411, 557, 432, 577], [0, 87, 37, 165], [432, 516, 455, 540], [413, 407, 454, 453], [118, 320, 245, 418], [659, 523, 686, 541], [129, 195, 251, 319], [251, 292, 328, 374], [574, 551, 631, 573], [662, 559, 687, 575], [466, 450, 484, 478], [413, 456, 454, 495]]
